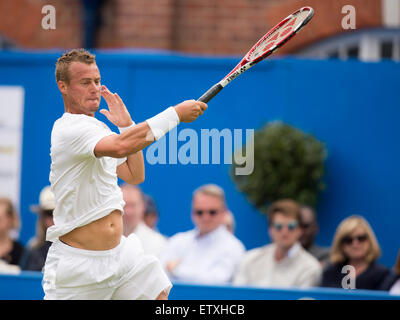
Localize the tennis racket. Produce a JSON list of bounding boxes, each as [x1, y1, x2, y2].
[[198, 6, 314, 103]]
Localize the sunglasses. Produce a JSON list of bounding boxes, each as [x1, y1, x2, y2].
[[342, 234, 368, 245], [194, 209, 220, 216], [273, 221, 298, 232]]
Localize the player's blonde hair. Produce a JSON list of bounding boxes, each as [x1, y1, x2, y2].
[[330, 215, 381, 264], [55, 48, 96, 83]]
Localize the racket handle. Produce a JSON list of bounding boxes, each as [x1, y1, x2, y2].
[[198, 83, 223, 103]]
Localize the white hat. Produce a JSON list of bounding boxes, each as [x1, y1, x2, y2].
[[30, 186, 55, 213]]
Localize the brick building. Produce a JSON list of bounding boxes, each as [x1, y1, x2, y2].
[[0, 0, 397, 59]]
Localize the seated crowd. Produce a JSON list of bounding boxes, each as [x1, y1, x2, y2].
[[0, 183, 399, 295]]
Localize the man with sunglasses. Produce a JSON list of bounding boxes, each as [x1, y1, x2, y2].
[[159, 184, 245, 284], [233, 199, 322, 288]]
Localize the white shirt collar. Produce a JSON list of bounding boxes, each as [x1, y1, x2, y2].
[[271, 242, 301, 262], [194, 225, 226, 240], [287, 242, 301, 259], [132, 221, 147, 234]]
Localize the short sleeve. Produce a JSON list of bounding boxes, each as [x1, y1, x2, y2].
[[63, 118, 115, 159], [116, 157, 127, 166]]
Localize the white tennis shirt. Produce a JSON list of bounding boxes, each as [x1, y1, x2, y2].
[[46, 113, 126, 242]]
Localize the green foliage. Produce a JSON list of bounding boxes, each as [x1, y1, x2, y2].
[[231, 121, 327, 213]]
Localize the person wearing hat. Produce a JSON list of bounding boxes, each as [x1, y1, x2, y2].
[[20, 186, 55, 271]]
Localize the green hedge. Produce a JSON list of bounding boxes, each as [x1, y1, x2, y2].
[[231, 121, 327, 213]]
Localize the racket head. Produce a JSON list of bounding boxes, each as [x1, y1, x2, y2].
[[246, 7, 314, 63], [222, 7, 314, 82]]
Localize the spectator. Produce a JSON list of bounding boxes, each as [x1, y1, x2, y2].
[[0, 259, 20, 274], [121, 184, 167, 257], [389, 250, 400, 295], [0, 197, 24, 267], [233, 199, 321, 288], [321, 215, 392, 290], [20, 186, 55, 271], [159, 184, 245, 284], [379, 249, 400, 294], [299, 205, 330, 267], [143, 194, 160, 231]]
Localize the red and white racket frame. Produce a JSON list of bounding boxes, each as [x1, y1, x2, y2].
[[198, 7, 314, 103]]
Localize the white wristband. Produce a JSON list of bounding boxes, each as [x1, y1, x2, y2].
[[118, 121, 136, 134], [146, 107, 180, 140]]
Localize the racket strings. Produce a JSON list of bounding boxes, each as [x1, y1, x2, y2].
[[248, 10, 310, 61]]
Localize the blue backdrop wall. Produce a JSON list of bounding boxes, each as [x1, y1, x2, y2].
[[0, 50, 399, 268]]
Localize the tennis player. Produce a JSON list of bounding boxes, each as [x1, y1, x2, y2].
[[42, 48, 207, 300]]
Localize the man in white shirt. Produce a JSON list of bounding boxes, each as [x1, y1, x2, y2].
[[233, 199, 322, 288], [42, 49, 207, 300], [121, 184, 167, 257], [159, 184, 245, 284]]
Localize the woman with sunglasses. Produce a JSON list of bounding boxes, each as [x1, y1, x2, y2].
[[321, 215, 393, 290]]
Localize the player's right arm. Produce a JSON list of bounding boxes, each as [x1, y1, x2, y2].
[[94, 100, 207, 158], [94, 121, 154, 158]]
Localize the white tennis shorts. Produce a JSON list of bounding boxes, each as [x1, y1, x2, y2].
[[42, 233, 172, 300]]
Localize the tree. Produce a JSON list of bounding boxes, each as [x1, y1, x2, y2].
[[231, 121, 327, 213]]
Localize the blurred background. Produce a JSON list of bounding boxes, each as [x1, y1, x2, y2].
[[0, 0, 399, 297]]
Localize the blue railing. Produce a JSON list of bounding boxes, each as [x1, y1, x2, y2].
[[0, 271, 398, 300]]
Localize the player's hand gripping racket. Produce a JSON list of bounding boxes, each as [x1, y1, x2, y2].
[[198, 7, 314, 103]]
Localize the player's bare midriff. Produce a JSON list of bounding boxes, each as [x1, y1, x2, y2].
[[59, 209, 123, 251]]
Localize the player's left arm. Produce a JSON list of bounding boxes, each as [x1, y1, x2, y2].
[[100, 85, 145, 185], [117, 151, 145, 185]]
